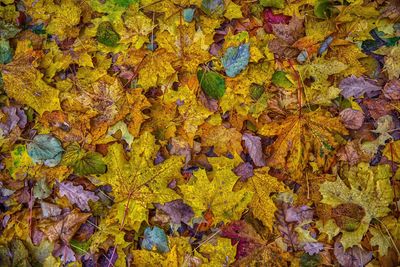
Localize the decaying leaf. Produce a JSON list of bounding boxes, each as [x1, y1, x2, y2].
[[319, 162, 393, 249]]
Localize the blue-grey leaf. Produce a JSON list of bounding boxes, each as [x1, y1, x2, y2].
[[221, 43, 250, 77], [318, 36, 333, 56], [201, 0, 224, 18], [27, 134, 64, 167], [141, 226, 169, 253], [183, 8, 195, 22]]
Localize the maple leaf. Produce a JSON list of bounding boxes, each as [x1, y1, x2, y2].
[[319, 162, 393, 249], [1, 51, 61, 116], [194, 237, 237, 266], [23, 0, 81, 40], [164, 83, 213, 144], [198, 124, 243, 155], [99, 131, 184, 231], [137, 49, 177, 90], [258, 110, 348, 181], [243, 167, 286, 230], [179, 166, 253, 224]]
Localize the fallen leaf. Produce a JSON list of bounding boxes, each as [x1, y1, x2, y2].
[[141, 226, 170, 253], [339, 75, 381, 98], [59, 181, 99, 212], [27, 134, 64, 167], [39, 210, 90, 243], [339, 108, 365, 130], [242, 133, 266, 167]]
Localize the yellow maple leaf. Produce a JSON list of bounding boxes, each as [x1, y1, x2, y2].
[[258, 110, 348, 181], [224, 1, 243, 20], [138, 49, 177, 90], [297, 58, 348, 105], [179, 166, 253, 224], [99, 132, 184, 231], [194, 237, 236, 266], [198, 124, 242, 155], [164, 83, 213, 145], [244, 167, 287, 230], [23, 0, 81, 40], [1, 52, 61, 116]]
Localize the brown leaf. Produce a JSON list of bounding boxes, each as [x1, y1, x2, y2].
[[383, 79, 400, 100], [39, 210, 90, 242], [339, 108, 365, 130], [242, 133, 266, 167], [337, 141, 360, 166], [271, 16, 304, 45]]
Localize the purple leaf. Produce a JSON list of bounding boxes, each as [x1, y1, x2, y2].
[[275, 202, 299, 252], [233, 162, 254, 182], [242, 133, 266, 167], [155, 199, 194, 224], [59, 182, 99, 211], [334, 241, 372, 267], [262, 8, 291, 33], [54, 244, 76, 263], [303, 242, 324, 255], [98, 247, 118, 267], [221, 221, 263, 260], [285, 205, 314, 223], [339, 75, 381, 98], [0, 106, 27, 135]]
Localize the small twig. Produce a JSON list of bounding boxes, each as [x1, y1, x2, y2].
[[376, 218, 400, 257], [389, 142, 400, 214]]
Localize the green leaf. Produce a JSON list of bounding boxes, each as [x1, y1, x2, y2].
[[370, 227, 391, 256], [62, 143, 106, 175], [272, 71, 293, 88], [96, 21, 120, 47], [314, 0, 337, 19], [197, 70, 226, 100], [0, 21, 20, 39], [250, 84, 265, 100], [27, 135, 64, 167], [0, 39, 13, 64]]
